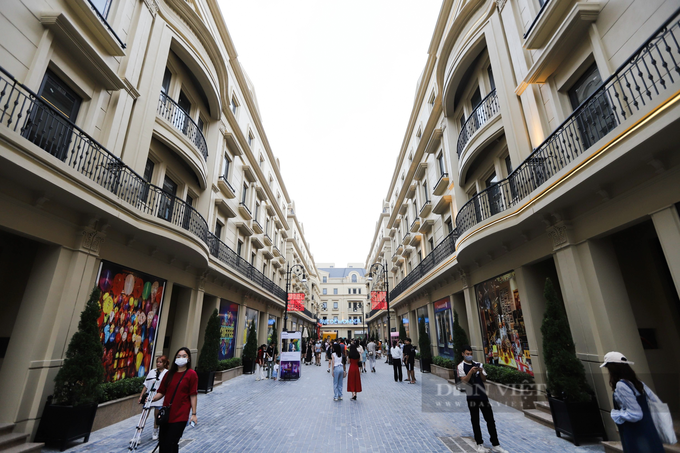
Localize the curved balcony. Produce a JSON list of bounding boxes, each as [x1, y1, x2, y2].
[[157, 91, 208, 160], [0, 67, 285, 302], [456, 11, 680, 238]]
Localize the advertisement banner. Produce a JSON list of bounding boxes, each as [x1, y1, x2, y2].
[[287, 293, 305, 312], [434, 297, 454, 350], [96, 260, 166, 382], [243, 307, 259, 347], [475, 271, 533, 376], [280, 331, 301, 380], [370, 291, 387, 310], [218, 300, 238, 360]]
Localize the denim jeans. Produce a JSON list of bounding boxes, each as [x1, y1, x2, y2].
[[333, 366, 344, 399], [266, 361, 273, 378]]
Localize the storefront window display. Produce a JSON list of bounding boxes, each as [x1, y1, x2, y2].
[[416, 306, 430, 336], [218, 300, 238, 360], [401, 314, 410, 338], [243, 307, 259, 348], [475, 271, 533, 375], [434, 297, 454, 356]]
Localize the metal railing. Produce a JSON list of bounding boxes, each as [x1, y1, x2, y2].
[[523, 0, 552, 39], [85, 0, 126, 49], [457, 89, 500, 157], [419, 200, 431, 216], [390, 230, 458, 300], [157, 91, 208, 161], [456, 10, 680, 236], [218, 175, 235, 193], [0, 66, 286, 301]]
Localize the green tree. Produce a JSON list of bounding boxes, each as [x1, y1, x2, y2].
[[52, 288, 104, 406], [398, 319, 407, 341], [452, 309, 470, 362], [197, 309, 220, 373], [270, 322, 279, 356], [418, 317, 432, 360], [242, 321, 258, 361], [541, 278, 592, 402]]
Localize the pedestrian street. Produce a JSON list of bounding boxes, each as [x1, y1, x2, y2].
[[43, 360, 607, 453]]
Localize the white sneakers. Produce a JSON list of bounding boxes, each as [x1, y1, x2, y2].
[[491, 446, 509, 453], [152, 428, 159, 440], [475, 445, 488, 453]]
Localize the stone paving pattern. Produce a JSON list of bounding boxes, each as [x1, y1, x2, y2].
[[43, 360, 606, 453]]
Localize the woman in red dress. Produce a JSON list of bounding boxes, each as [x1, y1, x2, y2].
[[347, 341, 362, 400]]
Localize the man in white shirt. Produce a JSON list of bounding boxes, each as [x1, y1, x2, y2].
[[390, 341, 403, 382], [367, 339, 377, 372]]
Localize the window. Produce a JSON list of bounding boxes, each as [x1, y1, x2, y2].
[[459, 114, 466, 129], [161, 68, 172, 95], [323, 276, 327, 283], [505, 155, 512, 175], [428, 90, 436, 110], [333, 302, 338, 310], [231, 95, 238, 114], [333, 288, 338, 295], [251, 252, 256, 265], [358, 288, 361, 295], [158, 175, 177, 222], [248, 131, 254, 147], [177, 90, 192, 134], [485, 172, 502, 216], [241, 183, 248, 204], [333, 315, 338, 321], [568, 63, 614, 149], [215, 221, 223, 239], [423, 180, 429, 203], [488, 66, 496, 91], [437, 153, 445, 176], [222, 154, 231, 180], [348, 288, 352, 295], [322, 302, 327, 311], [471, 87, 482, 127], [237, 240, 243, 257], [445, 217, 453, 235], [323, 288, 327, 295], [353, 288, 357, 294], [351, 274, 357, 283], [429, 238, 434, 253], [254, 202, 260, 222], [140, 159, 154, 202], [89, 0, 112, 18]]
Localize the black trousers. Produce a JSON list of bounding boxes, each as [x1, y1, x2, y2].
[[392, 359, 403, 382], [467, 399, 499, 446], [159, 421, 186, 453]]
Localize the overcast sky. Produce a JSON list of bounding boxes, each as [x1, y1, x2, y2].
[[218, 1, 442, 269]]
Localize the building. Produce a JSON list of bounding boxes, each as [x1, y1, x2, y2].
[[364, 0, 680, 441], [317, 264, 368, 340], [0, 0, 318, 438]]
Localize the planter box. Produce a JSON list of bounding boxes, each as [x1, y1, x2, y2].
[[484, 380, 540, 410], [197, 371, 215, 393], [419, 357, 432, 373], [548, 396, 608, 445], [35, 400, 98, 451], [242, 358, 255, 374], [92, 394, 141, 432], [214, 366, 243, 384], [431, 364, 455, 380]]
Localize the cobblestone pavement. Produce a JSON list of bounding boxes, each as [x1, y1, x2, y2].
[[43, 360, 606, 453]]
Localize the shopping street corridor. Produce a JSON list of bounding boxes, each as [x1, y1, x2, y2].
[[43, 360, 606, 453]]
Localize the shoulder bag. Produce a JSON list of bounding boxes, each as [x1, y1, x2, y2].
[[156, 371, 187, 426]]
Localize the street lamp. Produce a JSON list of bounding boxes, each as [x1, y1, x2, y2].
[[367, 262, 391, 364], [284, 263, 306, 333]]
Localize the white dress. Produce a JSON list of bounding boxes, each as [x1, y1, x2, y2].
[[144, 368, 167, 407]]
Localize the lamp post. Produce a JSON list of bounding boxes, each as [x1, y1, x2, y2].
[[367, 262, 391, 364], [284, 263, 307, 333]]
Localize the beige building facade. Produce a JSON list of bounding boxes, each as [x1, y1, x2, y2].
[[0, 0, 318, 438], [365, 0, 680, 441], [317, 263, 368, 340]]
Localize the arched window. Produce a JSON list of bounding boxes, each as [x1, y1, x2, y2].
[[351, 274, 357, 283]]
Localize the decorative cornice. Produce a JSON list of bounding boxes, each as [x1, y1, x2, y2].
[[546, 222, 572, 251], [143, 0, 159, 17]]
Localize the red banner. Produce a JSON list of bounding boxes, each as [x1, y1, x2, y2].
[[287, 293, 305, 311], [371, 291, 387, 310]]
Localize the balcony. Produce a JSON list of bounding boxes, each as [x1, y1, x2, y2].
[[0, 67, 287, 302], [402, 232, 412, 245], [456, 11, 680, 237], [217, 175, 236, 198], [272, 245, 281, 257], [252, 219, 263, 234], [215, 198, 236, 219], [398, 203, 408, 215], [235, 221, 254, 237], [433, 173, 449, 196], [402, 246, 415, 257], [432, 195, 451, 215], [263, 247, 274, 260], [251, 236, 265, 250], [238, 202, 252, 220], [419, 219, 435, 234], [389, 227, 396, 237], [419, 200, 432, 218], [157, 91, 208, 161], [456, 89, 500, 159], [405, 182, 417, 199], [263, 233, 272, 246], [409, 233, 422, 247], [414, 162, 427, 181], [410, 218, 420, 233]]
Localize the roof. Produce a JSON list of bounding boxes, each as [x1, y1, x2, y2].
[[319, 267, 366, 278]]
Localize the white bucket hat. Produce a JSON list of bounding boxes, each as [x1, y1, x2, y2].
[[600, 351, 634, 368]]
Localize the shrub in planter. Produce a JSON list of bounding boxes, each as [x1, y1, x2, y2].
[[242, 322, 258, 374], [398, 319, 407, 341], [99, 377, 145, 403], [418, 317, 432, 373], [36, 288, 104, 451], [218, 357, 242, 371], [483, 364, 534, 389], [196, 309, 220, 393], [541, 278, 607, 445]]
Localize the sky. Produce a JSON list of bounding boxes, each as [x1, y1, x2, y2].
[[218, 1, 443, 269]]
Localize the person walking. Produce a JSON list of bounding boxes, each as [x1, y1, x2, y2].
[[138, 355, 169, 440], [347, 341, 362, 400], [266, 342, 275, 379], [360, 341, 368, 373], [601, 351, 665, 453], [391, 340, 403, 382], [151, 347, 198, 453], [403, 338, 416, 384], [315, 340, 322, 366], [367, 338, 377, 372], [305, 342, 313, 365], [255, 345, 265, 381], [331, 343, 346, 401], [457, 346, 508, 453]]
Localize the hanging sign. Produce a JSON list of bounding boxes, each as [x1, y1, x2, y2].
[[287, 293, 305, 311], [371, 291, 387, 310]]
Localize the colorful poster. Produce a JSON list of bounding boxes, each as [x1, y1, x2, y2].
[[96, 261, 166, 382], [434, 297, 454, 350], [243, 307, 259, 347], [475, 271, 533, 376], [371, 291, 387, 310], [280, 331, 301, 380], [267, 315, 276, 345], [218, 300, 238, 360], [287, 293, 305, 311]]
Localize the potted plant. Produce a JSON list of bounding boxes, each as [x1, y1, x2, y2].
[[196, 309, 220, 393], [418, 317, 432, 373], [241, 321, 258, 374], [541, 278, 607, 445], [270, 321, 279, 359], [398, 319, 406, 341], [452, 309, 469, 382], [36, 288, 104, 451]]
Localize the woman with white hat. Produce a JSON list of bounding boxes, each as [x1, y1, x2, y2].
[[600, 351, 664, 452]]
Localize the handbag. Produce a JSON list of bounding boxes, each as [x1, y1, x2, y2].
[[648, 398, 677, 444], [156, 371, 187, 426]]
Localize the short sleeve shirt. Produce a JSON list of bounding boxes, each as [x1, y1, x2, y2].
[[157, 369, 198, 423]]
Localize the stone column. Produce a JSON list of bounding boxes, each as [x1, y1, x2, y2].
[[154, 280, 174, 359], [427, 301, 439, 357], [235, 297, 247, 359], [461, 270, 484, 362], [651, 206, 680, 297]]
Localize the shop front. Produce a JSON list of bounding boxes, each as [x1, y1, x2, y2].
[[218, 299, 239, 360], [434, 297, 454, 357]]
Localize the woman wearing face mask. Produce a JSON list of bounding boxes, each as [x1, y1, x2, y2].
[[152, 347, 198, 452]]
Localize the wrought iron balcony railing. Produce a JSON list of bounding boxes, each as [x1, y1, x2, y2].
[[523, 0, 552, 39], [457, 89, 500, 157], [457, 9, 680, 237], [0, 66, 285, 301], [157, 91, 208, 161]]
